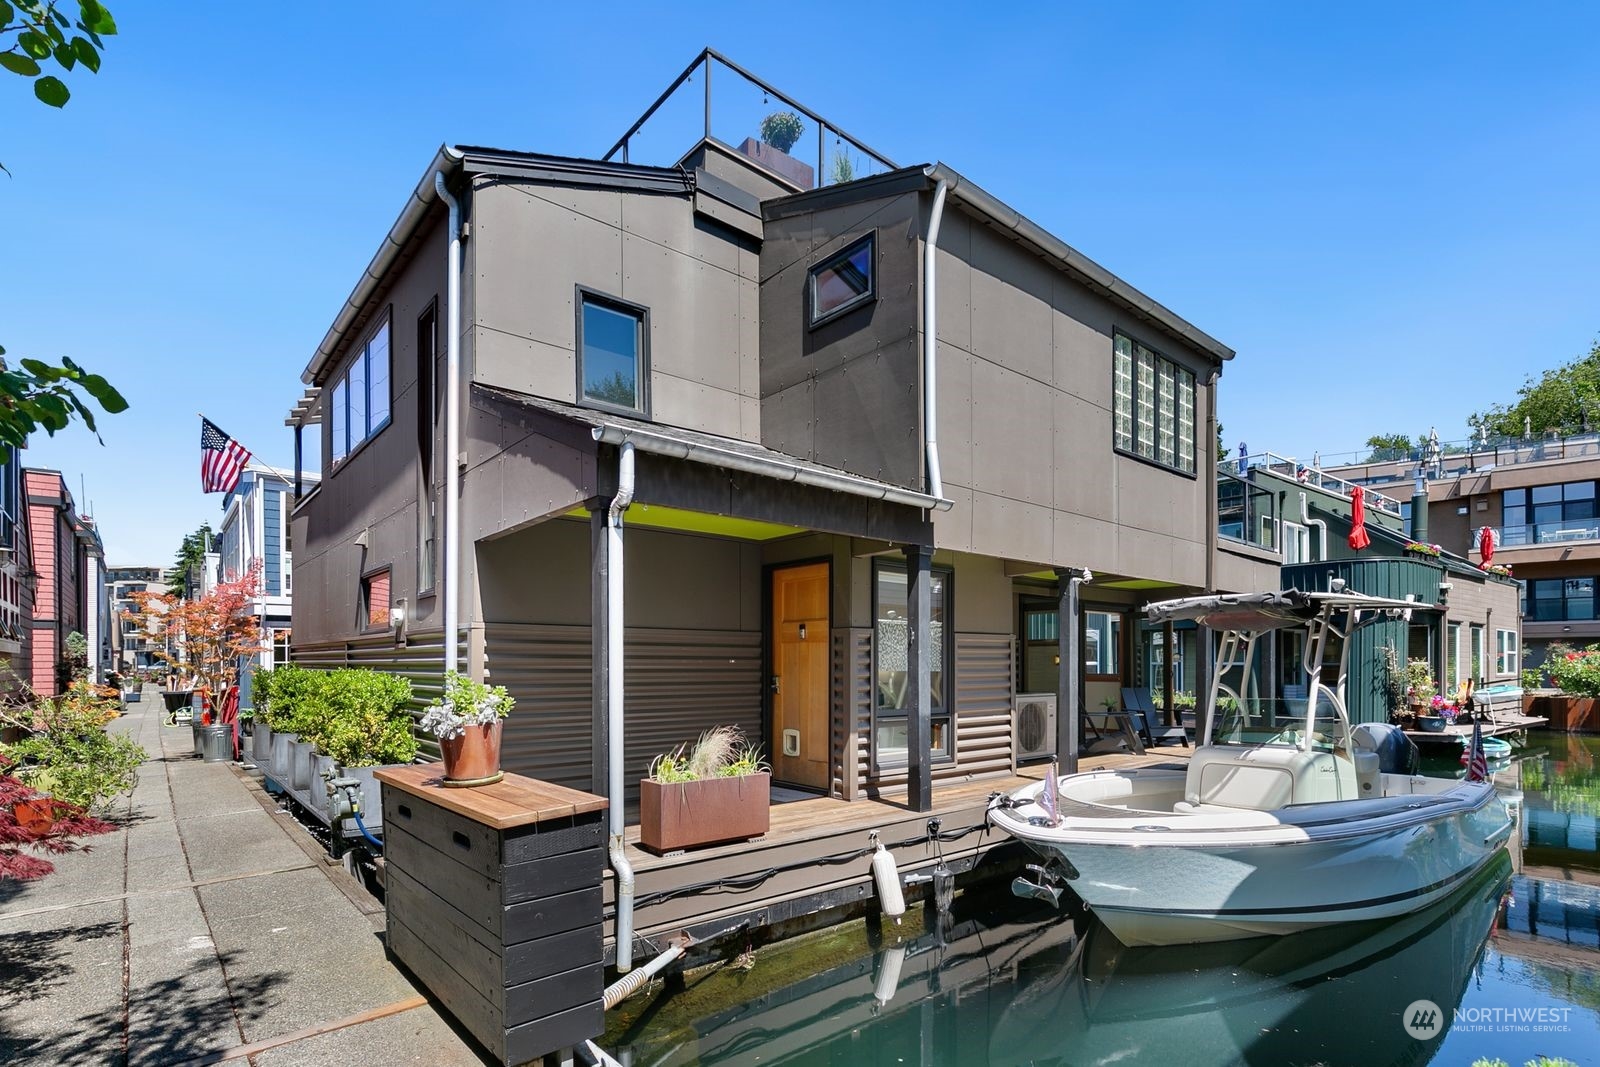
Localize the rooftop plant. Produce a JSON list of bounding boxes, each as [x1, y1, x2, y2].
[[760, 111, 804, 153], [1404, 541, 1442, 556]]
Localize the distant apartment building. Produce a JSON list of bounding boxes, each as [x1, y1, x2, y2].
[[24, 469, 107, 692], [108, 564, 168, 673]]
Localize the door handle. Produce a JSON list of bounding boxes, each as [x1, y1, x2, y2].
[[771, 675, 781, 694]]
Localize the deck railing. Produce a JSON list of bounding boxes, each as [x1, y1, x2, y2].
[[603, 49, 897, 191], [1232, 451, 1404, 516]]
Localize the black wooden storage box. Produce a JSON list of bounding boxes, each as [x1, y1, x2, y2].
[[376, 765, 608, 1066]]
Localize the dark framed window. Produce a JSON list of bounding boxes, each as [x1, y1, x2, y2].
[[808, 233, 876, 327], [1112, 331, 1196, 474], [577, 288, 648, 417], [1528, 576, 1596, 622], [872, 560, 952, 768], [330, 315, 392, 466], [1502, 481, 1597, 545], [362, 567, 391, 632]]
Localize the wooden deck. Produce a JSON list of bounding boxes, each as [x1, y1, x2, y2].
[[602, 748, 1191, 962], [1404, 714, 1549, 745]]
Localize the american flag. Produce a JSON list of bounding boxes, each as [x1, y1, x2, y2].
[[200, 417, 251, 494], [1464, 716, 1490, 782]]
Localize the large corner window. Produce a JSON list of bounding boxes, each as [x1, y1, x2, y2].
[[873, 561, 951, 768], [1502, 481, 1597, 546], [1528, 577, 1596, 622], [1112, 332, 1196, 475], [578, 289, 648, 416], [808, 233, 875, 327], [330, 317, 392, 466]]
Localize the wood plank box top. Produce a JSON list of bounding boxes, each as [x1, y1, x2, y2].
[[374, 765, 607, 830]]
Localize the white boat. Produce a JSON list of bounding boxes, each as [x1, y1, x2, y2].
[[989, 588, 1513, 947]]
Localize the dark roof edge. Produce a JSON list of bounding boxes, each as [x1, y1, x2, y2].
[[925, 163, 1234, 364], [764, 163, 1234, 364]]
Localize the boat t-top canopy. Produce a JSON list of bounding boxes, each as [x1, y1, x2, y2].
[[1144, 589, 1428, 632]]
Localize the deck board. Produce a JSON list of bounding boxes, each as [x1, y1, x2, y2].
[[604, 749, 1188, 957], [1403, 714, 1548, 744]]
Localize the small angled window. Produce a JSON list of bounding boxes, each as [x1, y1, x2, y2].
[[808, 233, 875, 326], [362, 568, 391, 631]]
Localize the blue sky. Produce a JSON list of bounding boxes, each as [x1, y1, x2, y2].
[[4, 2, 1597, 561]]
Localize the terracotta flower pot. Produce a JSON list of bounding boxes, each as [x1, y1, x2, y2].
[[440, 720, 504, 786], [13, 798, 56, 835]]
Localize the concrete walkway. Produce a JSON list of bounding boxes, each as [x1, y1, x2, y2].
[[0, 691, 490, 1066]]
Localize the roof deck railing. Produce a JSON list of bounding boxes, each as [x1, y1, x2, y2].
[[1232, 450, 1405, 516], [603, 48, 897, 192], [1317, 429, 1600, 484]]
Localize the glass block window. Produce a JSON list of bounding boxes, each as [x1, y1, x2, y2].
[[1114, 332, 1197, 474]]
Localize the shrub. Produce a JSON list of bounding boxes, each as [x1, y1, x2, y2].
[[1, 690, 145, 812], [316, 669, 416, 768], [1546, 644, 1600, 697], [257, 666, 417, 767]]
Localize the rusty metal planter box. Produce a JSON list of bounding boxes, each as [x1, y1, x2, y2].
[[639, 773, 771, 854]]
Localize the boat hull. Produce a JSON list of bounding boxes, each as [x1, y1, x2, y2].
[[994, 771, 1512, 946]]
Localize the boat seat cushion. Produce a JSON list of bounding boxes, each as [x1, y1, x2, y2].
[[1185, 745, 1355, 810]]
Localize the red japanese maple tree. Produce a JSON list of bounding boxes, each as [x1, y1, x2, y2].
[[0, 755, 114, 881], [125, 561, 265, 702]]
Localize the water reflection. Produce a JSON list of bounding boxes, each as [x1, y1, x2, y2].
[[611, 734, 1600, 1067]]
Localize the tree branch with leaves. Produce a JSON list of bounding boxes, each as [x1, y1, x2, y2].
[[125, 562, 264, 701]]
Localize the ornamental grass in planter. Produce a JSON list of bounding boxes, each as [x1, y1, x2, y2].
[[640, 726, 770, 855]]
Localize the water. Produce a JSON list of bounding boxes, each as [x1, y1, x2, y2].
[[607, 733, 1600, 1066]]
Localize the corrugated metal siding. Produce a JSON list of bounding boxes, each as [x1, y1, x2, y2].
[[1281, 559, 1441, 723], [832, 628, 872, 800], [840, 630, 1017, 798], [290, 630, 458, 758], [483, 623, 762, 809]]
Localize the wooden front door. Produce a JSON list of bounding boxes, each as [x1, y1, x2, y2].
[[770, 561, 830, 790]]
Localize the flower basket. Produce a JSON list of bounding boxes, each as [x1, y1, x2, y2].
[[639, 772, 770, 854]]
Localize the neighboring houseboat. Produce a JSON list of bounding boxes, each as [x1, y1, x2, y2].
[[284, 51, 1278, 819], [1229, 451, 1522, 723]]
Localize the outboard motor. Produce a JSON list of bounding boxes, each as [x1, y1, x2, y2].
[[1352, 722, 1420, 776]]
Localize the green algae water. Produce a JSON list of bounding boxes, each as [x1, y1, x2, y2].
[[607, 733, 1600, 1066]]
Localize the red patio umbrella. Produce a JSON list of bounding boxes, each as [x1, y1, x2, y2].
[[1348, 485, 1372, 551], [1479, 526, 1495, 569]]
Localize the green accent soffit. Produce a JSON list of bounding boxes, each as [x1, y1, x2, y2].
[[561, 505, 803, 542]]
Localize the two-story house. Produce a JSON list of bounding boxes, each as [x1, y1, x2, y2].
[[24, 469, 107, 693], [214, 462, 314, 706], [287, 51, 1277, 818], [1326, 433, 1600, 676]]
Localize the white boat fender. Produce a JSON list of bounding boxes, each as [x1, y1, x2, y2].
[[872, 842, 906, 923], [873, 944, 907, 1008]]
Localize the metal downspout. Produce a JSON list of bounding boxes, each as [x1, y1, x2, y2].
[[434, 171, 463, 676], [607, 442, 637, 971], [1301, 493, 1329, 563], [924, 179, 949, 504]]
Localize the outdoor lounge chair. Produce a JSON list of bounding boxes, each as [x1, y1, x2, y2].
[[1121, 687, 1191, 748]]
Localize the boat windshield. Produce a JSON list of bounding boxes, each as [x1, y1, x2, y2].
[[1210, 691, 1351, 752]]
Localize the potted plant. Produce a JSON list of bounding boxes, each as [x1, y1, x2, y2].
[[1404, 658, 1436, 719], [420, 672, 513, 787], [639, 725, 770, 854], [759, 111, 804, 154]]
